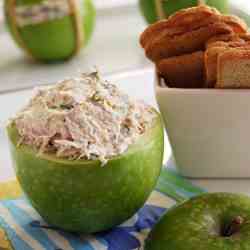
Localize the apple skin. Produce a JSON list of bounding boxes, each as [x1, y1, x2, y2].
[[139, 0, 229, 24], [145, 192, 250, 250], [7, 112, 164, 233], [82, 0, 96, 45], [4, 0, 96, 62]]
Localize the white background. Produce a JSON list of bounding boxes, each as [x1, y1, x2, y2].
[[1, 0, 250, 23]]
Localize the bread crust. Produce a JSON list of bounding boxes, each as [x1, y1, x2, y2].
[[157, 51, 204, 88], [216, 49, 250, 88], [238, 33, 250, 42], [145, 22, 232, 62], [140, 6, 221, 46], [206, 34, 243, 47], [222, 15, 248, 34], [205, 39, 250, 87], [206, 33, 250, 48], [140, 5, 250, 89], [205, 46, 228, 87]]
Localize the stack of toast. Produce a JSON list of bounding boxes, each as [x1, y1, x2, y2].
[[140, 5, 250, 88]]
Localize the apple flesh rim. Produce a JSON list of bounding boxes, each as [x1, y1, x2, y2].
[[7, 112, 164, 233], [145, 192, 250, 250], [139, 0, 229, 24], [4, 0, 96, 62]]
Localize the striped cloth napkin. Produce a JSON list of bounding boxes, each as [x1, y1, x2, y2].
[[0, 164, 204, 250]]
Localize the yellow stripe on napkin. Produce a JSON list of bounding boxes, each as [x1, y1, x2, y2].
[[148, 191, 176, 209], [0, 228, 13, 250], [0, 180, 22, 249], [0, 179, 22, 200]]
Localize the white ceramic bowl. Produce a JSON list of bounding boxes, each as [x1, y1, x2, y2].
[[155, 74, 250, 178]]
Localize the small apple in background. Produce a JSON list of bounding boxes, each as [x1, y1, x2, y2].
[[139, 0, 229, 24], [145, 193, 250, 250], [4, 0, 96, 62]]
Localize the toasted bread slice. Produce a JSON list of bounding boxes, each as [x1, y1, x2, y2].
[[207, 33, 250, 47], [140, 5, 221, 48], [165, 5, 220, 28], [205, 45, 229, 87], [206, 34, 245, 47], [222, 15, 248, 34], [145, 22, 232, 62], [205, 41, 250, 87], [157, 51, 204, 88], [238, 33, 250, 42], [216, 49, 250, 88]]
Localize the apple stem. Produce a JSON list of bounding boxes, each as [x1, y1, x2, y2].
[[154, 0, 166, 20], [223, 216, 244, 237], [197, 0, 206, 5]]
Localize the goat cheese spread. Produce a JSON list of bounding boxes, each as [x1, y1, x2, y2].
[[15, 0, 71, 27], [11, 72, 156, 164]]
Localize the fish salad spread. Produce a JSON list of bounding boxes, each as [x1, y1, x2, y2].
[[11, 72, 156, 164]]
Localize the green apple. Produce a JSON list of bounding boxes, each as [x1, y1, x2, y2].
[[145, 193, 250, 250], [4, 0, 96, 62], [139, 0, 229, 24], [7, 112, 164, 233]]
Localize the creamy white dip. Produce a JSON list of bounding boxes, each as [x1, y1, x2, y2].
[[12, 72, 156, 164], [15, 0, 71, 27]]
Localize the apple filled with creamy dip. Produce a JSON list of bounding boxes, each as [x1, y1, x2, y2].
[[7, 72, 164, 233]]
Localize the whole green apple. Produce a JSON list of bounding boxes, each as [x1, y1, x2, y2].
[[139, 0, 229, 24], [4, 0, 96, 62], [145, 192, 250, 250], [7, 112, 164, 233]]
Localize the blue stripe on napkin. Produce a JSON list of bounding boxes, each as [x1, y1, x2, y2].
[[3, 200, 60, 250], [0, 212, 33, 250], [0, 167, 203, 250]]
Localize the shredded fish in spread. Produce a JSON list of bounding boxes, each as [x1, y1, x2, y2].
[[15, 0, 71, 27], [12, 72, 156, 164]]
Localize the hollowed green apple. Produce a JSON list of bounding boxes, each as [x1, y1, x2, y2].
[[7, 112, 164, 233], [145, 193, 250, 250], [4, 0, 96, 62], [139, 0, 229, 24]]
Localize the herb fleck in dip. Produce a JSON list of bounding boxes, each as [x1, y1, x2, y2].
[[11, 72, 156, 164]]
